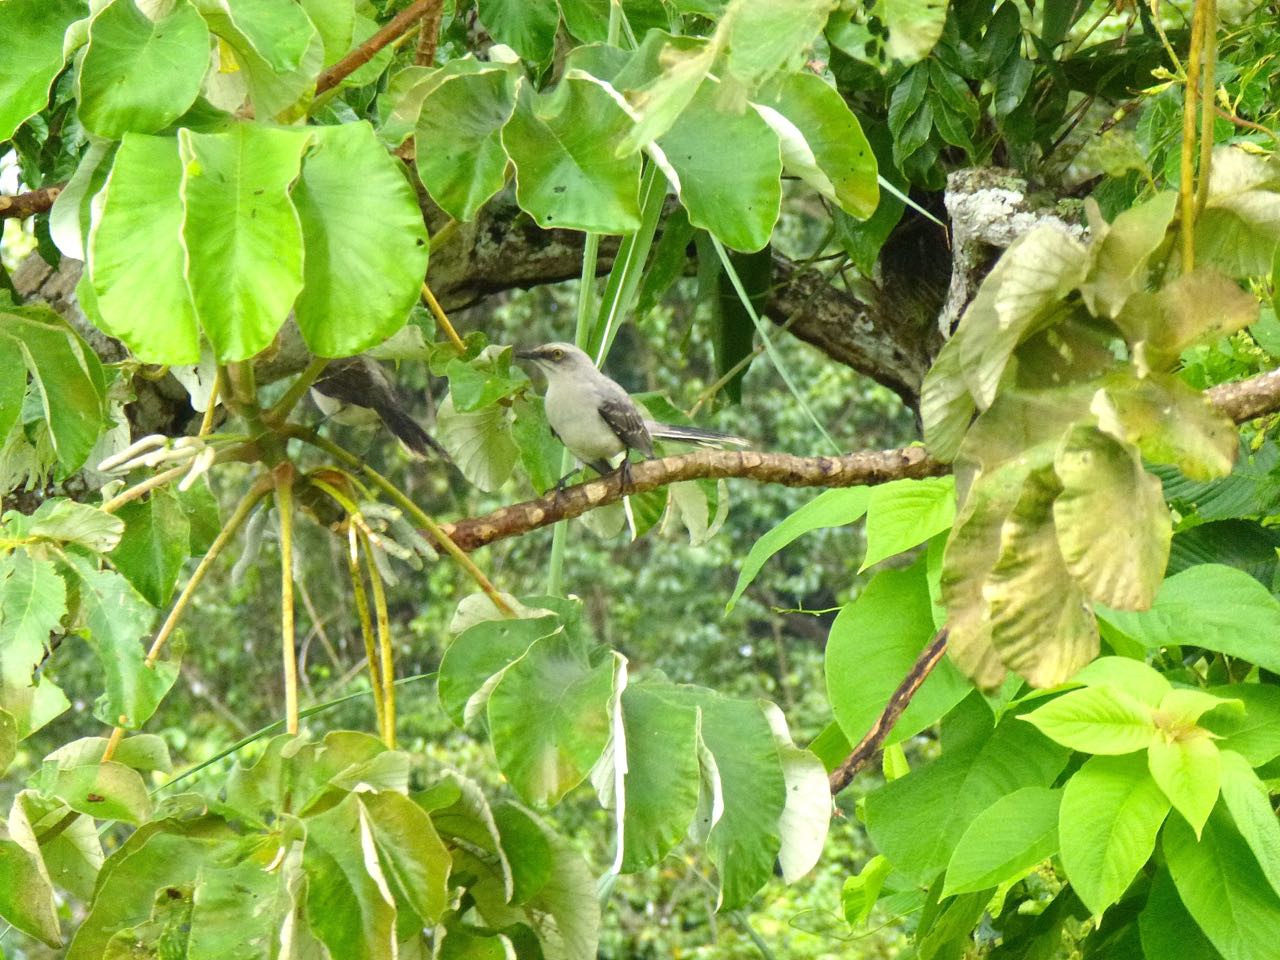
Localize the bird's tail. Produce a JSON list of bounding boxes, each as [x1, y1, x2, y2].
[[645, 421, 751, 449], [377, 403, 452, 462]]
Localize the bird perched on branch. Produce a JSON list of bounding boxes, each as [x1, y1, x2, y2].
[[312, 356, 449, 461], [515, 342, 749, 484]]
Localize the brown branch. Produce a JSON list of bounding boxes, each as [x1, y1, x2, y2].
[[440, 446, 947, 551], [414, 0, 446, 66], [316, 0, 438, 95], [828, 629, 950, 795], [0, 185, 62, 220], [1204, 367, 1280, 422]]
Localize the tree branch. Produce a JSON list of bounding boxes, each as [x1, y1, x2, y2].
[[828, 629, 949, 795], [440, 366, 1280, 552], [316, 0, 438, 95], [0, 185, 62, 220]]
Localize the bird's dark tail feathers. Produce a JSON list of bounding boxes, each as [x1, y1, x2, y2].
[[376, 402, 452, 462], [645, 421, 751, 449]]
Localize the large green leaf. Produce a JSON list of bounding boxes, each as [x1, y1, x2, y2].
[[764, 701, 830, 884], [1079, 191, 1177, 319], [1194, 147, 1280, 277], [1139, 868, 1222, 960], [942, 786, 1060, 896], [1, 309, 108, 474], [291, 122, 429, 358], [0, 0, 84, 140], [617, 683, 702, 872], [1058, 752, 1169, 915], [1218, 749, 1280, 900], [187, 855, 297, 959], [50, 139, 115, 262], [67, 557, 178, 730], [437, 614, 561, 726], [1098, 564, 1280, 674], [727, 487, 870, 610], [5, 499, 123, 553], [77, 0, 209, 137], [0, 552, 70, 739], [179, 124, 308, 361], [1052, 425, 1171, 610], [1116, 267, 1258, 367], [1204, 683, 1280, 766], [415, 68, 517, 221], [87, 133, 201, 363], [722, 0, 835, 88], [657, 79, 782, 252], [476, 0, 558, 61], [861, 476, 956, 570], [487, 635, 619, 806], [42, 758, 152, 824], [755, 71, 878, 218], [435, 395, 519, 492], [1165, 805, 1280, 960], [826, 559, 970, 749], [361, 792, 452, 925], [204, 3, 324, 119], [503, 76, 642, 233], [0, 791, 62, 946], [109, 487, 191, 608], [883, 0, 949, 63], [865, 707, 1068, 884]]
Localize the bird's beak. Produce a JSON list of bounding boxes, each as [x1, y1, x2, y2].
[[513, 347, 538, 361]]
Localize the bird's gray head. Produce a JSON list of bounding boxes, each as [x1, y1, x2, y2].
[[514, 342, 595, 378]]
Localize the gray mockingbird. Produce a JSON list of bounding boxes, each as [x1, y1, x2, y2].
[[516, 342, 748, 485]]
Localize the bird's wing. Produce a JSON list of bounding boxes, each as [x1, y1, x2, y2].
[[598, 396, 654, 456]]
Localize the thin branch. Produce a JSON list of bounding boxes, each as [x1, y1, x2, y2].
[[347, 525, 386, 736], [315, 0, 438, 95], [360, 530, 397, 749], [828, 629, 950, 795], [0, 185, 63, 220], [276, 465, 300, 736], [414, 0, 446, 66]]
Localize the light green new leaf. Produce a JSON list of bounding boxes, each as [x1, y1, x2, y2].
[[203, 2, 324, 119], [1021, 685, 1156, 754], [1148, 733, 1220, 837], [180, 124, 308, 361], [77, 0, 209, 137], [11, 498, 123, 553], [943, 786, 1061, 896], [0, 708, 13, 774], [884, 0, 949, 63], [755, 71, 878, 219], [762, 701, 830, 884], [826, 559, 970, 748], [3, 310, 108, 474], [728, 487, 870, 610], [0, 0, 84, 140], [657, 79, 782, 252], [361, 792, 452, 924], [1165, 806, 1280, 960], [68, 557, 178, 730], [436, 395, 519, 492], [198, 0, 316, 70], [1098, 564, 1280, 674], [109, 487, 190, 608], [50, 139, 115, 262], [1219, 749, 1280, 900], [292, 122, 429, 358], [302, 796, 398, 960], [1079, 192, 1177, 319], [617, 683, 702, 873], [1052, 425, 1170, 610], [298, 0, 355, 65], [865, 712, 1069, 884], [45, 759, 153, 823], [841, 855, 892, 926], [723, 0, 836, 88], [476, 0, 557, 61], [1071, 656, 1171, 708], [1058, 753, 1169, 915], [862, 476, 956, 570], [415, 69, 517, 221], [616, 33, 715, 153], [487, 636, 618, 807], [87, 133, 201, 362], [503, 76, 642, 233], [0, 551, 70, 739]]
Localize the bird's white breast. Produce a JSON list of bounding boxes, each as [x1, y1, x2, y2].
[[544, 380, 626, 461]]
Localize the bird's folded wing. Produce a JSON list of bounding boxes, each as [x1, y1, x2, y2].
[[598, 397, 654, 456]]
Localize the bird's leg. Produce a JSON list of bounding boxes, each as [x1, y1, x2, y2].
[[616, 454, 636, 490]]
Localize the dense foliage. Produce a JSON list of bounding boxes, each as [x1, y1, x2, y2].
[[2, 0, 1280, 958]]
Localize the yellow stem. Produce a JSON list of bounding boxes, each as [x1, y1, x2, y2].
[[346, 525, 386, 736], [359, 530, 397, 748], [421, 282, 467, 353], [197, 369, 222, 437], [1194, 0, 1217, 220], [102, 465, 190, 514], [264, 356, 330, 427], [1179, 0, 1207, 272], [276, 466, 300, 735]]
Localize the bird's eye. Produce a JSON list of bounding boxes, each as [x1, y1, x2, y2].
[[552, 349, 564, 360]]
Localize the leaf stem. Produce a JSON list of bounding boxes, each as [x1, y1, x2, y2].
[[1179, 0, 1208, 271], [346, 525, 387, 735], [1193, 0, 1217, 221], [276, 464, 300, 735], [264, 356, 330, 427], [422, 281, 467, 352], [197, 367, 222, 436], [360, 530, 397, 748]]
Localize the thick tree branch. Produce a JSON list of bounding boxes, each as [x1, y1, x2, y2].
[[0, 185, 62, 220], [441, 367, 1280, 551], [829, 629, 949, 795]]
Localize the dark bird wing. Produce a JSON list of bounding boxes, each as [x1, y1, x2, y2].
[[315, 357, 450, 461], [598, 396, 654, 457]]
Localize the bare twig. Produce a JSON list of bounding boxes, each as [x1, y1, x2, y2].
[[828, 629, 950, 795], [316, 0, 438, 95], [414, 0, 446, 66], [0, 185, 63, 220]]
